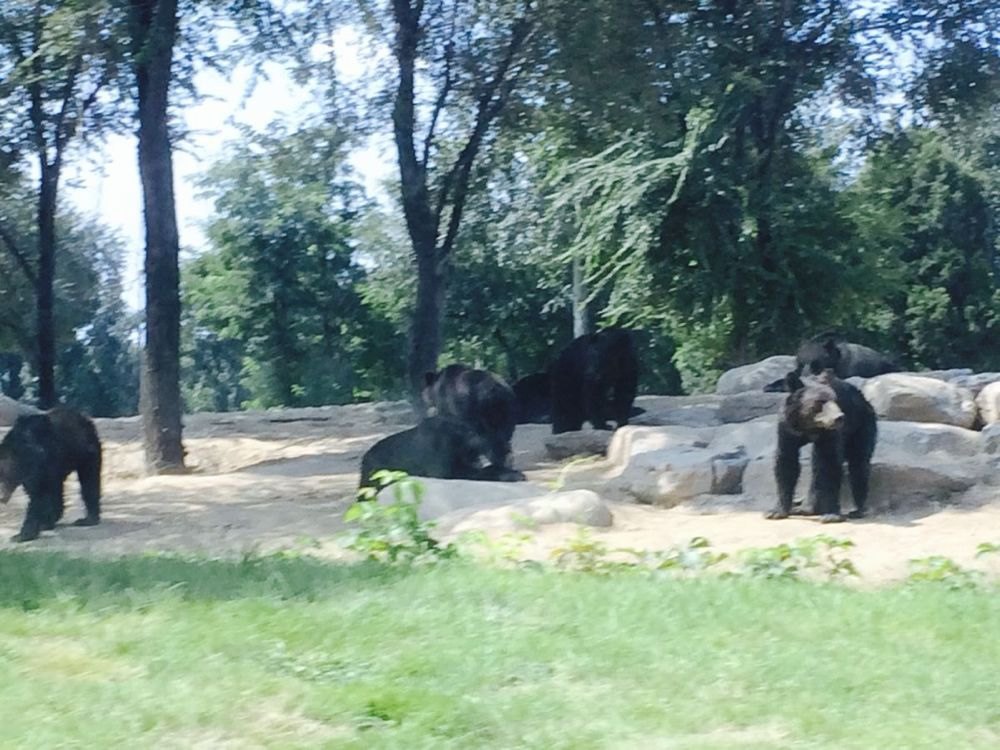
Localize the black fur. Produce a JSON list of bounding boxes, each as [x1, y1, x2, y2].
[[0, 407, 102, 542], [763, 332, 897, 392], [765, 370, 877, 523], [422, 364, 517, 469], [550, 328, 639, 435], [359, 416, 525, 491], [512, 372, 551, 424]]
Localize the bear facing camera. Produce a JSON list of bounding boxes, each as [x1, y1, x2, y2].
[[765, 369, 877, 524]]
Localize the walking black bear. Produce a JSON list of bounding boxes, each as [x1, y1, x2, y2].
[[0, 407, 102, 542]]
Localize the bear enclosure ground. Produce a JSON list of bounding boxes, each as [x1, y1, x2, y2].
[[0, 397, 997, 582]]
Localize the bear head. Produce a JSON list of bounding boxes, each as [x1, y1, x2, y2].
[[782, 369, 844, 435], [796, 336, 842, 376]]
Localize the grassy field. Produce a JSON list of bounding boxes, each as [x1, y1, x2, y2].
[[0, 551, 998, 749]]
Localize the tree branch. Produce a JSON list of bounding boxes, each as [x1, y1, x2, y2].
[[432, 5, 534, 259], [421, 4, 457, 170], [0, 221, 38, 285]]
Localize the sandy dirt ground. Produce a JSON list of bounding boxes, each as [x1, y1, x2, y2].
[[0, 400, 998, 584]]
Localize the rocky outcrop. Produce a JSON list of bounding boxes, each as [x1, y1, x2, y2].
[[861, 374, 977, 428], [976, 382, 1000, 425], [715, 355, 796, 395]]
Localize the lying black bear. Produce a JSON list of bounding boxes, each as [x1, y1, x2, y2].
[[0, 406, 102, 542], [423, 364, 517, 469], [764, 332, 897, 391], [358, 416, 525, 490], [765, 370, 877, 523], [550, 327, 639, 434], [513, 371, 646, 425]]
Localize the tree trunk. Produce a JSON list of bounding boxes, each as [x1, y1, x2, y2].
[[408, 240, 444, 406], [571, 254, 589, 338], [35, 163, 59, 408], [132, 0, 185, 473]]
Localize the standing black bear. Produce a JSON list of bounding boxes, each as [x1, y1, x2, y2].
[[358, 416, 524, 491], [765, 370, 877, 523], [764, 332, 896, 391], [550, 327, 639, 435], [0, 407, 102, 542], [422, 364, 517, 469]]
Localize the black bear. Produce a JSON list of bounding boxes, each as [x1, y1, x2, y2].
[[422, 364, 517, 469], [358, 416, 525, 491], [550, 327, 639, 435], [0, 407, 102, 542], [512, 372, 552, 424], [764, 332, 897, 391], [765, 370, 877, 523], [513, 371, 646, 425]]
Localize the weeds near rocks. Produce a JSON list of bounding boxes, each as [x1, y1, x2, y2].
[[551, 529, 728, 576], [736, 536, 858, 581], [907, 556, 982, 590]]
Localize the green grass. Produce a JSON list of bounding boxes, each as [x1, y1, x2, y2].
[[0, 552, 998, 749]]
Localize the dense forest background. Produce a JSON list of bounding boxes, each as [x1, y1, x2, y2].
[[1, 0, 998, 420]]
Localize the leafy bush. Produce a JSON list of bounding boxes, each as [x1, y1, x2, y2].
[[736, 536, 858, 581], [907, 556, 982, 590], [342, 471, 458, 564]]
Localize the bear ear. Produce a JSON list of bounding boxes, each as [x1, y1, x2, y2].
[[423, 371, 438, 388], [784, 370, 804, 392]]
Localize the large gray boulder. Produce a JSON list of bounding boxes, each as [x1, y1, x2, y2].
[[376, 478, 545, 521], [544, 430, 614, 460], [861, 374, 977, 428], [629, 395, 722, 428], [605, 418, 986, 513], [438, 490, 613, 535], [717, 391, 786, 423], [715, 355, 796, 395]]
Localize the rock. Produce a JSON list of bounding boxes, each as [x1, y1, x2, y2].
[[544, 430, 614, 460], [742, 421, 985, 513], [607, 424, 716, 469], [976, 382, 1000, 425], [913, 368, 974, 382], [715, 355, 796, 395], [717, 391, 785, 424], [982, 423, 1000, 455], [948, 373, 1000, 397], [606, 418, 986, 514], [630, 403, 721, 428], [376, 478, 545, 521], [875, 421, 981, 458], [0, 395, 39, 427], [711, 449, 748, 494], [861, 374, 977, 428], [439, 490, 613, 535]]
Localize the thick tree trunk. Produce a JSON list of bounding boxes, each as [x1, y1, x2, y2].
[[133, 0, 185, 473], [408, 240, 444, 406], [35, 164, 58, 408]]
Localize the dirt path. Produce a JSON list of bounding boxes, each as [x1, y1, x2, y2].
[[0, 402, 997, 583]]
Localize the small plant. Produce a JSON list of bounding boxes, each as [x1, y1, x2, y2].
[[907, 556, 982, 590], [342, 471, 458, 564], [459, 530, 535, 566], [975, 542, 1000, 558], [737, 535, 858, 581], [625, 536, 728, 575], [551, 527, 632, 574]]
